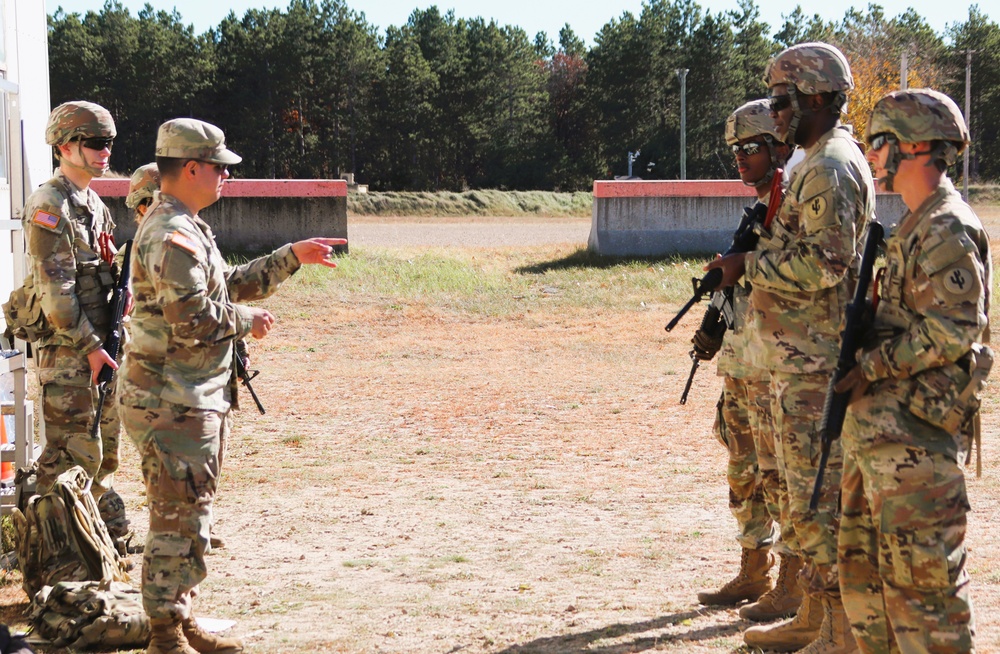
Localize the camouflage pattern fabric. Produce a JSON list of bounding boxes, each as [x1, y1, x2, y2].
[[22, 170, 123, 500], [840, 178, 990, 652], [44, 101, 116, 146], [865, 89, 969, 153], [125, 163, 161, 210], [744, 376, 789, 555], [742, 120, 873, 597], [763, 42, 854, 95], [120, 190, 302, 619], [30, 580, 149, 649], [12, 466, 129, 601], [155, 118, 242, 164], [712, 375, 775, 550]]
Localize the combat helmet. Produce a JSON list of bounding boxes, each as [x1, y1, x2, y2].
[[764, 42, 853, 144], [725, 99, 785, 187], [126, 163, 161, 211], [45, 101, 116, 146], [865, 88, 968, 190]]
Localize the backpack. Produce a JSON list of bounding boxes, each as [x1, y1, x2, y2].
[[29, 580, 149, 650], [2, 273, 52, 343], [11, 466, 129, 600]]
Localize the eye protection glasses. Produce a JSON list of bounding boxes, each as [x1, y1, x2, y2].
[[74, 137, 114, 151], [731, 141, 764, 156], [868, 133, 895, 152], [768, 94, 792, 112]]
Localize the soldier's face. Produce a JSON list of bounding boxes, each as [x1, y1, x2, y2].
[[191, 160, 230, 206], [866, 135, 891, 191], [768, 85, 793, 142], [732, 137, 770, 186], [61, 139, 112, 177]]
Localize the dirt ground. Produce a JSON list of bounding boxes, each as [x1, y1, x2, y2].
[[8, 213, 1000, 653]]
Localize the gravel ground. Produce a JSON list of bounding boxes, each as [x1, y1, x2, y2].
[[346, 217, 592, 248]]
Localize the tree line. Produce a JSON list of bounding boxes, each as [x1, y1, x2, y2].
[[48, 0, 1000, 190]]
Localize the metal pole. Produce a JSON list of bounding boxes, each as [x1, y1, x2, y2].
[[963, 50, 974, 202], [677, 68, 689, 180], [900, 50, 908, 90]]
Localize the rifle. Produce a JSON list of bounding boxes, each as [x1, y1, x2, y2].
[[91, 240, 132, 439], [671, 171, 784, 403], [665, 169, 784, 333], [809, 221, 884, 511], [235, 340, 265, 415]]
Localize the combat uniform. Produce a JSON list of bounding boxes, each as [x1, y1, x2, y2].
[[838, 89, 990, 652], [120, 192, 302, 620], [25, 168, 123, 504], [746, 123, 874, 593]]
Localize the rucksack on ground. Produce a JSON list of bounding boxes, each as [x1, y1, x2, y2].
[[11, 466, 129, 600], [29, 580, 149, 650]]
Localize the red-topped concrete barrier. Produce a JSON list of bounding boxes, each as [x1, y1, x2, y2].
[[588, 179, 906, 256], [94, 179, 348, 252]]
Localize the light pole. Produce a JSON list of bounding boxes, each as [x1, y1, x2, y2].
[[677, 68, 689, 180], [962, 49, 975, 201], [627, 150, 640, 178]]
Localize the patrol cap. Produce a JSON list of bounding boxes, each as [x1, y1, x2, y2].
[[155, 118, 242, 165], [126, 163, 161, 209], [45, 101, 116, 146]]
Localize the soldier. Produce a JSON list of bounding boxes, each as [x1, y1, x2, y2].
[[119, 117, 347, 654], [21, 101, 130, 537], [706, 42, 874, 653], [835, 89, 990, 653], [695, 99, 802, 623], [126, 162, 160, 223]]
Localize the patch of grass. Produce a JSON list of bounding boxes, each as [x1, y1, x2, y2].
[[342, 559, 378, 569], [348, 190, 593, 218]]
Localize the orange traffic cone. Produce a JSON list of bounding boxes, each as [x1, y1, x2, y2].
[[0, 416, 14, 483]]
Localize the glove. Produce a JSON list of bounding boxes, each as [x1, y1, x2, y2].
[[691, 329, 723, 361]]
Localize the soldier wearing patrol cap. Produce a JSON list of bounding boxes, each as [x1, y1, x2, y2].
[[706, 42, 874, 653], [125, 162, 160, 223], [15, 100, 131, 537], [834, 88, 991, 653], [695, 100, 799, 621], [119, 118, 347, 654]]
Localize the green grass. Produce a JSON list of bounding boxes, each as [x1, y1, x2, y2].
[[347, 189, 593, 217], [290, 246, 708, 317]]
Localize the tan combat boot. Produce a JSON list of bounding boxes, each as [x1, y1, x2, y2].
[[147, 618, 199, 654], [797, 594, 859, 654], [182, 616, 245, 654], [739, 553, 804, 621], [743, 588, 823, 652], [697, 547, 774, 605]]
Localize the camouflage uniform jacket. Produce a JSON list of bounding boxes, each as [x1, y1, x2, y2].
[[717, 200, 766, 380], [745, 124, 874, 374], [120, 192, 301, 412], [859, 178, 991, 385], [23, 169, 116, 353]]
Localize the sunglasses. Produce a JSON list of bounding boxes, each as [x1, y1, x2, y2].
[[73, 136, 114, 151], [190, 160, 228, 175], [768, 94, 792, 112], [868, 133, 895, 152], [731, 141, 764, 156]]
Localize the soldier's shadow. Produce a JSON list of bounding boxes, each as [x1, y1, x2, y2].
[[490, 606, 747, 654]]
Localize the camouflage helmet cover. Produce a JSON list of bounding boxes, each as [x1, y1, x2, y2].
[[126, 163, 161, 209], [865, 88, 969, 153], [764, 42, 854, 95], [45, 101, 116, 146], [726, 99, 781, 145]]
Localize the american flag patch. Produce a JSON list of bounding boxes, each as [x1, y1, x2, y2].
[[169, 231, 199, 255], [32, 210, 60, 229]]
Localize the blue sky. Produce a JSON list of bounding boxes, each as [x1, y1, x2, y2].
[[50, 0, 988, 44]]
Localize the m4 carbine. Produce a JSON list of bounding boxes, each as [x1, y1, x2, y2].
[[667, 171, 784, 404], [91, 240, 132, 438], [809, 221, 884, 510]]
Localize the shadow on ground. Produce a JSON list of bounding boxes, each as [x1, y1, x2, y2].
[[515, 248, 706, 275], [491, 606, 748, 653]]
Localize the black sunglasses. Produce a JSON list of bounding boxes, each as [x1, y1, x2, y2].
[[768, 94, 792, 113], [868, 133, 895, 152], [73, 136, 114, 151], [731, 141, 764, 156]]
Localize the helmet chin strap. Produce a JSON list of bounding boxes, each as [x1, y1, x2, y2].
[[785, 87, 804, 146], [60, 141, 108, 178]]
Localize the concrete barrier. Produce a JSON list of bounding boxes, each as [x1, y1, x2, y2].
[[588, 179, 908, 257], [91, 178, 348, 252]]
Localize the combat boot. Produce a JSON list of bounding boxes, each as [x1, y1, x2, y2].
[[147, 618, 199, 654], [744, 588, 823, 652], [740, 553, 804, 621], [797, 594, 858, 654], [183, 616, 245, 654], [697, 547, 774, 605]]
